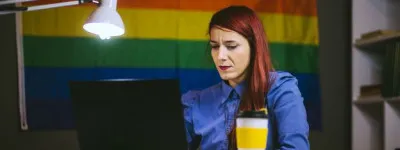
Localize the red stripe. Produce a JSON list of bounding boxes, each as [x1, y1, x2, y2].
[[23, 0, 317, 16]]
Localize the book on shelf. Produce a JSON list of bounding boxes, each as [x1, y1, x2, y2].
[[381, 41, 400, 98], [354, 29, 400, 49], [360, 30, 398, 39]]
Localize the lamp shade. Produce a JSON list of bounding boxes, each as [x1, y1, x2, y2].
[[83, 0, 124, 39]]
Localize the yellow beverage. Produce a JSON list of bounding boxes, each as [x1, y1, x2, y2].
[[236, 110, 268, 150], [236, 127, 268, 148]]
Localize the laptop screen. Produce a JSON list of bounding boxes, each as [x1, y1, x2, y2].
[[69, 79, 187, 150]]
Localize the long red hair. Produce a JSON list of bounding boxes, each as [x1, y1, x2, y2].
[[208, 5, 274, 149]]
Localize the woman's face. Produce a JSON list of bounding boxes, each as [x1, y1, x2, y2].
[[209, 27, 251, 87]]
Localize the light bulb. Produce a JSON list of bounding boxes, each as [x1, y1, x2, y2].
[[99, 34, 110, 40]]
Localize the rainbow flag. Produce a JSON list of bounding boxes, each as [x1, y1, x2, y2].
[[21, 0, 320, 130]]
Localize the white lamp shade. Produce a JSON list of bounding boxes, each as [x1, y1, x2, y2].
[[83, 2, 125, 39]]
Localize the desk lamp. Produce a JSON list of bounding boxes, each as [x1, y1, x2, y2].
[[0, 0, 125, 39]]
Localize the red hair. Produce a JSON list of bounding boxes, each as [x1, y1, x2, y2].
[[208, 5, 274, 149]]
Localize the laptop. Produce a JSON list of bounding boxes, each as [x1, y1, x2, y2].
[[69, 79, 188, 150]]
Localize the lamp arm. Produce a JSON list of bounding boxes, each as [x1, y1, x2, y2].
[[0, 0, 97, 15], [26, 1, 80, 11], [0, 0, 35, 6]]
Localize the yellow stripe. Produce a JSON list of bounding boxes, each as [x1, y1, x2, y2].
[[236, 127, 268, 148], [22, 7, 319, 45]]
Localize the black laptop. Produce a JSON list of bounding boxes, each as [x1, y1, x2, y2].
[[69, 79, 188, 150]]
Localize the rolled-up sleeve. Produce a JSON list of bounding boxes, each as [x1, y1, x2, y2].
[[270, 74, 310, 150]]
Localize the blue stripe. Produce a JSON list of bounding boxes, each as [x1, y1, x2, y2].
[[24, 67, 321, 130], [25, 67, 319, 101]]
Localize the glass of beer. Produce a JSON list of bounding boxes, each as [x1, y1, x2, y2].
[[236, 109, 268, 150]]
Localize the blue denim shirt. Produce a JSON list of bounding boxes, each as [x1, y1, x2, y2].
[[181, 71, 310, 150]]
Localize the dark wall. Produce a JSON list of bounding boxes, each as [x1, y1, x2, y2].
[[0, 14, 79, 150], [311, 0, 352, 149], [0, 0, 351, 149], [0, 13, 19, 150]]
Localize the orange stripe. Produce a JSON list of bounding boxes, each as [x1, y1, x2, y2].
[[23, 0, 317, 16]]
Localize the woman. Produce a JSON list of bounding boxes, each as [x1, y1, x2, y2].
[[182, 5, 310, 150]]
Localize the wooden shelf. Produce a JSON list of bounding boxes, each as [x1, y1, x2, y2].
[[354, 95, 384, 104], [352, 1, 400, 149], [354, 32, 400, 51], [354, 95, 400, 105], [386, 96, 400, 103]]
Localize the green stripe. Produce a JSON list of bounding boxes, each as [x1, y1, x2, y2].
[[23, 36, 318, 73]]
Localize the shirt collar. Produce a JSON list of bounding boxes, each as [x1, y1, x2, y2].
[[221, 80, 246, 103]]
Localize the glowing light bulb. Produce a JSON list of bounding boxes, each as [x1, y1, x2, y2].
[[99, 34, 110, 40]]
